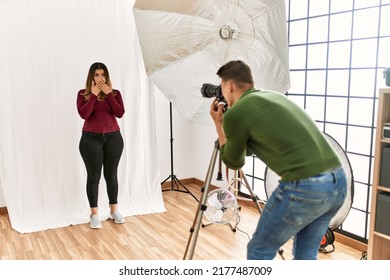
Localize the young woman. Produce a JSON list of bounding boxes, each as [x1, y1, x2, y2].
[[77, 62, 125, 229]]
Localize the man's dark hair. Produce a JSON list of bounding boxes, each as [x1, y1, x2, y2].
[[216, 60, 254, 88]]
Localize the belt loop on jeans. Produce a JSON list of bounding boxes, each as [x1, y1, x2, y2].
[[331, 171, 336, 183], [331, 166, 342, 184]]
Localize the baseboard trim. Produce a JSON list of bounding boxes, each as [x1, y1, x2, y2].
[[161, 177, 211, 190], [0, 207, 7, 215], [334, 232, 367, 253]]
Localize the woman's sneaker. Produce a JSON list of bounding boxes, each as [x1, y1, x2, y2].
[[90, 214, 102, 229], [110, 210, 125, 224]]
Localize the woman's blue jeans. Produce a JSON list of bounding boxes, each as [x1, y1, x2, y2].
[[247, 167, 347, 260]]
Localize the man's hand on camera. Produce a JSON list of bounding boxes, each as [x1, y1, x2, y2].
[[210, 98, 226, 147], [210, 99, 224, 124]]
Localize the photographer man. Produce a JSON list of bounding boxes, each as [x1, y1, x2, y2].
[[209, 60, 347, 260]]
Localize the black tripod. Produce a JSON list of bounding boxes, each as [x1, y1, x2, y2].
[[183, 140, 285, 260], [161, 102, 198, 202]]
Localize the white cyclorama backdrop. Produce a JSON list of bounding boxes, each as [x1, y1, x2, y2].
[[0, 0, 166, 233]]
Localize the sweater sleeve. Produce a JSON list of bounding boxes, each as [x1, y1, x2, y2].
[[220, 111, 248, 170], [106, 90, 125, 118], [77, 91, 97, 119]]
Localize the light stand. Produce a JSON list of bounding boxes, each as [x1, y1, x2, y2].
[[161, 102, 198, 202]]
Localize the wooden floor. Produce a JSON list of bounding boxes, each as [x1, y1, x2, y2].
[[0, 182, 365, 260]]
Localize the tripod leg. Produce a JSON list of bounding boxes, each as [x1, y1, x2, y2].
[[171, 176, 199, 202], [183, 140, 219, 260], [161, 175, 172, 186], [239, 170, 264, 214]]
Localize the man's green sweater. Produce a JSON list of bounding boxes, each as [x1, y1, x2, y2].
[[220, 88, 341, 181]]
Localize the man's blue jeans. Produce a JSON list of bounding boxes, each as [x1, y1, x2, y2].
[[247, 167, 347, 260]]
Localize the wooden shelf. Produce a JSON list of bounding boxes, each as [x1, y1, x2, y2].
[[380, 139, 390, 144], [377, 186, 390, 192], [368, 88, 390, 260], [373, 231, 390, 241]]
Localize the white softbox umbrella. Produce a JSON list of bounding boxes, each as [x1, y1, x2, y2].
[[133, 0, 290, 125]]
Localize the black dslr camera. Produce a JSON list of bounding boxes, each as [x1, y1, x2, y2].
[[201, 83, 228, 112]]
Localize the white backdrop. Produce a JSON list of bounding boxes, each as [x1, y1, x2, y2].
[[0, 0, 165, 233]]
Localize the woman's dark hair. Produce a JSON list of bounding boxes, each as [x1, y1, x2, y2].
[[82, 62, 114, 100]]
